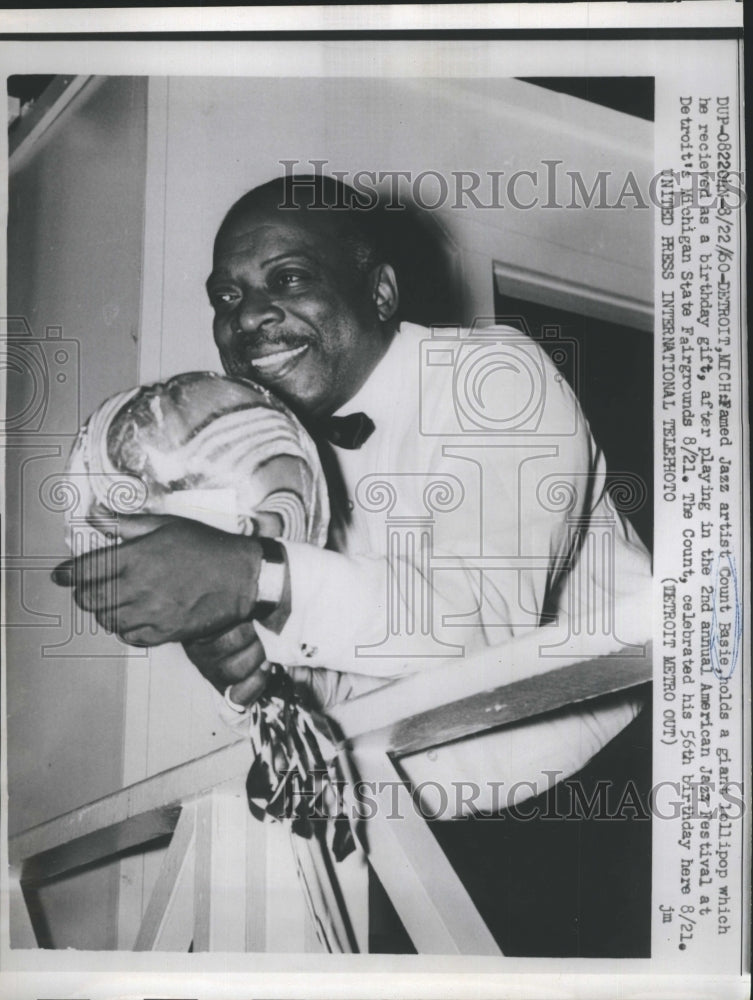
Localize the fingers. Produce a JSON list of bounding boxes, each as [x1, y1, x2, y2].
[[183, 621, 265, 686], [55, 518, 261, 646], [188, 620, 259, 657], [63, 576, 168, 646], [87, 509, 173, 543], [119, 625, 169, 647], [227, 661, 272, 708], [116, 513, 179, 541], [211, 641, 267, 689], [52, 514, 180, 586], [76, 597, 156, 644], [66, 574, 164, 645], [52, 545, 122, 588], [73, 578, 135, 614]]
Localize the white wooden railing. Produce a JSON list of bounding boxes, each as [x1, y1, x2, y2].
[[9, 629, 652, 954]]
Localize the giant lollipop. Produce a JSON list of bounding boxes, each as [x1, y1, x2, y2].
[[64, 372, 354, 859], [65, 369, 328, 549]]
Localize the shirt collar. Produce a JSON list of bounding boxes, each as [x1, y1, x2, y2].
[[332, 321, 421, 425]]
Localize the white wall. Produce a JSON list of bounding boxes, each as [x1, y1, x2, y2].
[[150, 75, 652, 387], [6, 75, 147, 948]]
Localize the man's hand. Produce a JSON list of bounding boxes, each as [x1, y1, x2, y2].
[[51, 515, 262, 646], [183, 620, 271, 707]]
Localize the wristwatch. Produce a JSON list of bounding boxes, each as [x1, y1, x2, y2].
[[254, 536, 287, 620]]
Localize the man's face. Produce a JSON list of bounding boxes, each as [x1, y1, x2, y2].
[[207, 206, 391, 418]]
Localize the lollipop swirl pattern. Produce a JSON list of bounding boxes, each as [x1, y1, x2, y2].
[[63, 373, 353, 870]]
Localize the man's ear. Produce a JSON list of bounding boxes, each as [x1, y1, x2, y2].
[[369, 263, 399, 322]]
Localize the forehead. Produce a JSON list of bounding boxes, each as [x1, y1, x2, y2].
[[212, 208, 342, 267]]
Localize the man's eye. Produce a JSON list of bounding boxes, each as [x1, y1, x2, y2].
[[209, 290, 237, 308], [273, 270, 309, 289]]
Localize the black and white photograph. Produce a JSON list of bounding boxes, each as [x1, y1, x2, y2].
[[1, 5, 748, 999]]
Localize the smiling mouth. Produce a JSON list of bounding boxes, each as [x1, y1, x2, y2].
[[248, 344, 309, 378]]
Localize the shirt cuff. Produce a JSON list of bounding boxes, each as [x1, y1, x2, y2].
[[209, 684, 253, 734], [254, 540, 406, 677]]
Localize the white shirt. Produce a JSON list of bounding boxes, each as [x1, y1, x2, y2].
[[250, 322, 653, 812]]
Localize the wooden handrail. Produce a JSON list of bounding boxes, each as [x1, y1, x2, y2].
[[346, 645, 652, 757], [331, 621, 652, 744], [10, 633, 652, 884], [10, 740, 253, 880]]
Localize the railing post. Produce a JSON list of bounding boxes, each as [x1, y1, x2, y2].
[[193, 781, 250, 952], [8, 869, 38, 949], [133, 803, 196, 951]]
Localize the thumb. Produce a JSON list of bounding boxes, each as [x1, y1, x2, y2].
[[87, 508, 176, 542], [228, 661, 272, 709], [117, 513, 180, 541]]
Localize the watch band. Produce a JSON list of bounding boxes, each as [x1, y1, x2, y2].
[[254, 536, 286, 620]]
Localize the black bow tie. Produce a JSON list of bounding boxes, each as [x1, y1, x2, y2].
[[318, 412, 375, 449]]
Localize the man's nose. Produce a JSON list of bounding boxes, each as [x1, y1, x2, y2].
[[233, 290, 284, 336]]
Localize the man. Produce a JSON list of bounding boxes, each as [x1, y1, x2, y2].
[[53, 174, 652, 955]]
